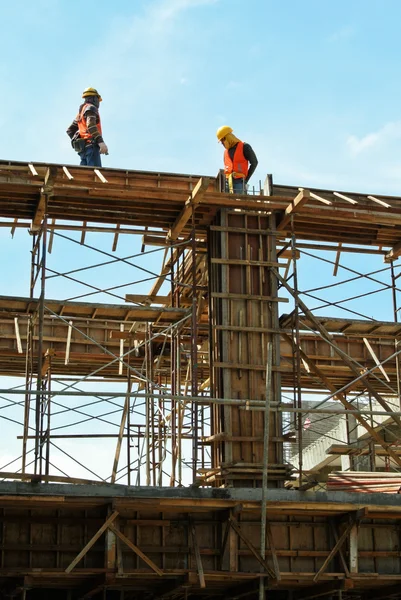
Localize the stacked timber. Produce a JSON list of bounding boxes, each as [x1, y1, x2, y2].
[[327, 471, 401, 493], [199, 462, 293, 485]]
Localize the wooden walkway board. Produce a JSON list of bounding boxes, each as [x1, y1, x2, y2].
[[3, 160, 401, 246]]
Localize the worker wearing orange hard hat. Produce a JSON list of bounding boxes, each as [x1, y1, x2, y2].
[[66, 87, 109, 167], [216, 126, 258, 194]]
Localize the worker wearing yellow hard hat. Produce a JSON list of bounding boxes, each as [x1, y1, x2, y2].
[[66, 88, 109, 167], [216, 126, 258, 194]]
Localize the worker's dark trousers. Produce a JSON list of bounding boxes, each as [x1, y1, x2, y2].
[[78, 143, 102, 167]]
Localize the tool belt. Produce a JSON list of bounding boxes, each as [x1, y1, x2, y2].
[[71, 133, 87, 153]]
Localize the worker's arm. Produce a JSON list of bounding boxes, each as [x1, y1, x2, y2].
[[243, 143, 258, 183], [85, 111, 104, 144], [66, 120, 78, 139]]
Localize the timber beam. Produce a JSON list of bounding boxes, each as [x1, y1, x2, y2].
[[385, 239, 401, 262], [30, 166, 57, 232], [167, 176, 210, 241], [277, 188, 310, 231]]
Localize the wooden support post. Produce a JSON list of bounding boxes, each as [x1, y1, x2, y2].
[[31, 166, 57, 232], [385, 240, 401, 263], [112, 223, 121, 252], [106, 523, 117, 571], [333, 243, 342, 276], [65, 321, 72, 365], [116, 537, 124, 575], [349, 523, 359, 574], [14, 318, 23, 354], [189, 520, 206, 589], [111, 383, 131, 484]]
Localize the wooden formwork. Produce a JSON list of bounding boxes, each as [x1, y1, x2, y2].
[[0, 485, 400, 599], [2, 161, 401, 597], [208, 210, 286, 487]]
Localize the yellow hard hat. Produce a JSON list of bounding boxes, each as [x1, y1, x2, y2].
[[82, 87, 102, 101], [216, 125, 233, 141]]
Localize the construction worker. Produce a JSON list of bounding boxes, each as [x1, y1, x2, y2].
[[216, 126, 258, 194], [66, 87, 108, 167]]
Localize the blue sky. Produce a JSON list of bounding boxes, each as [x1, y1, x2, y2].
[[1, 0, 401, 481], [1, 0, 401, 193], [0, 0, 398, 315]]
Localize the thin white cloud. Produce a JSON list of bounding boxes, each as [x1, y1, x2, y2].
[[346, 121, 401, 156], [150, 0, 218, 23], [328, 25, 355, 42], [226, 80, 242, 90]]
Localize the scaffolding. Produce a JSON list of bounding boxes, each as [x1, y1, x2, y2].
[[2, 160, 401, 597]]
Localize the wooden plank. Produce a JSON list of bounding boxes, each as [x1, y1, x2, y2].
[[229, 518, 276, 578], [313, 519, 355, 582], [363, 337, 390, 382], [65, 510, 119, 573], [266, 520, 281, 581], [190, 520, 206, 588], [94, 169, 108, 183], [168, 177, 210, 240], [31, 166, 57, 231], [31, 193, 47, 232], [329, 520, 350, 578], [108, 523, 163, 576], [277, 188, 310, 231]]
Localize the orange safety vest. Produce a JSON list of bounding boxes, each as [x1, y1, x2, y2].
[[76, 103, 102, 141], [224, 142, 249, 179]]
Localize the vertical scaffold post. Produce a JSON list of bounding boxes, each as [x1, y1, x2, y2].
[[191, 211, 199, 483], [259, 342, 272, 600], [390, 261, 401, 406], [291, 232, 303, 485]]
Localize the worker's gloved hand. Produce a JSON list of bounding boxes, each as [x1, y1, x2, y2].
[[98, 142, 109, 155]]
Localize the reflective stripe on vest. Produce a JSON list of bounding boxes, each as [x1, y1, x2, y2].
[[224, 142, 249, 178], [76, 103, 102, 141]]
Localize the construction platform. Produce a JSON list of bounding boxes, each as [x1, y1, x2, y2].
[[0, 483, 401, 600], [1, 160, 401, 599]]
